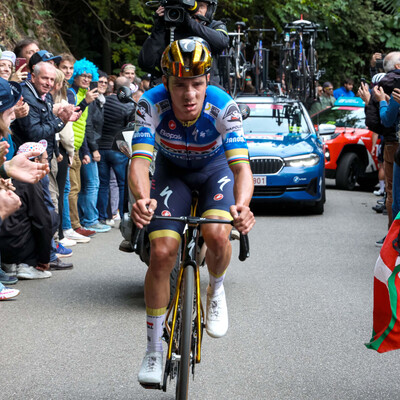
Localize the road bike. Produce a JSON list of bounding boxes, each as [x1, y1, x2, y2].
[[227, 21, 251, 97], [278, 19, 328, 104], [247, 16, 276, 94], [149, 192, 250, 399]]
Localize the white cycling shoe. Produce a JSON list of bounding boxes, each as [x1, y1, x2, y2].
[[138, 351, 163, 387], [206, 285, 228, 338]]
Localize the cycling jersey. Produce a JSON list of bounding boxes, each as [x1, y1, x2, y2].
[[131, 84, 249, 169]]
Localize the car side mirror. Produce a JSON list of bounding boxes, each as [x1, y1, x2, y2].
[[318, 124, 336, 135], [238, 104, 250, 120]]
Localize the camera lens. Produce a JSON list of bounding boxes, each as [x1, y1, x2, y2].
[[165, 7, 183, 22]]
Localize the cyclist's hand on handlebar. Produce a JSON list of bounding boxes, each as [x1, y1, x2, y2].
[[230, 205, 255, 235], [131, 198, 157, 229]]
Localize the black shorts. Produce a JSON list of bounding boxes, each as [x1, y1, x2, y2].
[[148, 154, 234, 241]]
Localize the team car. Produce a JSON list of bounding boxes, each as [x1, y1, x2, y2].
[[311, 97, 379, 190], [236, 94, 326, 214]]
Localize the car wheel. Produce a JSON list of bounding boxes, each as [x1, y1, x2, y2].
[[336, 152, 361, 190], [309, 178, 325, 215]]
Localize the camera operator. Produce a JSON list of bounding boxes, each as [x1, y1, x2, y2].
[[138, 0, 228, 86]]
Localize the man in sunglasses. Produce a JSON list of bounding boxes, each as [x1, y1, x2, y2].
[[130, 38, 255, 387]]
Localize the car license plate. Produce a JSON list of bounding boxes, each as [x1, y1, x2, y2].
[[253, 175, 267, 186]]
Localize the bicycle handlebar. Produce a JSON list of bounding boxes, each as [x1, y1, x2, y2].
[[132, 215, 250, 261]]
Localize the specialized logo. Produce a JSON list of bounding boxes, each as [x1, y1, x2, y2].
[[136, 99, 152, 120], [160, 186, 173, 208], [192, 128, 198, 142], [218, 176, 231, 191], [161, 210, 171, 217], [169, 120, 176, 130], [214, 193, 224, 201], [223, 104, 241, 122]]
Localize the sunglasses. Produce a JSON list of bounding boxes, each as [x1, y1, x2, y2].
[[171, 61, 209, 78]]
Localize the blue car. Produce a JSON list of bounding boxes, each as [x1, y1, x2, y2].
[[236, 94, 326, 214]]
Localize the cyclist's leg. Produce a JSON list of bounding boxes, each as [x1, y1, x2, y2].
[[198, 161, 235, 338], [138, 157, 191, 387]]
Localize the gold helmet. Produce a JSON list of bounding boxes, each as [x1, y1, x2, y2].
[[161, 38, 212, 78]]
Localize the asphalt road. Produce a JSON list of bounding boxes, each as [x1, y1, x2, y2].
[[1, 182, 396, 400]]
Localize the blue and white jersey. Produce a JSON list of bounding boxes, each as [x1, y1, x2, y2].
[[131, 84, 249, 169]]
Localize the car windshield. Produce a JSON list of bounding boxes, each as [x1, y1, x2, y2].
[[311, 106, 366, 129], [240, 102, 311, 138]]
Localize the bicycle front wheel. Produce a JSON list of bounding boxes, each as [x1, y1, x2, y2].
[[176, 265, 195, 400]]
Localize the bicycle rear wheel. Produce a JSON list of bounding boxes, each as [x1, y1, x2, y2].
[[176, 265, 195, 400]]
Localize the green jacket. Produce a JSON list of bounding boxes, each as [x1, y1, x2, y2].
[[70, 87, 89, 151]]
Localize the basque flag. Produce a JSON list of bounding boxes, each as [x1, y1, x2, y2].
[[365, 214, 400, 353]]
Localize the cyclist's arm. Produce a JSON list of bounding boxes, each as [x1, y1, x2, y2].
[[229, 162, 255, 235]]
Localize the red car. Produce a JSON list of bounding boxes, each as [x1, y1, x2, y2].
[[311, 97, 379, 190]]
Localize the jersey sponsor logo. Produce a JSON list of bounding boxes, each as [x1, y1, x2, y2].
[[214, 193, 224, 201], [218, 176, 231, 191], [160, 186, 173, 208], [136, 99, 152, 120], [169, 120, 176, 130], [204, 102, 220, 119], [161, 210, 171, 216], [225, 136, 246, 144], [223, 104, 241, 122], [160, 129, 182, 140], [147, 322, 154, 330], [156, 99, 170, 114], [133, 131, 152, 138], [225, 125, 243, 134]]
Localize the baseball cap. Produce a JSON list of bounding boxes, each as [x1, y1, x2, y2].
[[29, 50, 62, 71], [0, 51, 16, 65], [0, 77, 22, 113], [17, 139, 48, 159]]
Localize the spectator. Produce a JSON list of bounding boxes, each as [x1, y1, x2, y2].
[[57, 53, 76, 83], [106, 74, 117, 96], [64, 58, 99, 242], [0, 141, 53, 279], [0, 51, 15, 80], [78, 70, 111, 233], [140, 73, 151, 91], [50, 69, 77, 248], [120, 64, 138, 93], [310, 82, 336, 114], [333, 78, 355, 99], [13, 38, 39, 66], [28, 50, 62, 73], [97, 77, 134, 224], [364, 51, 400, 246], [11, 62, 74, 165]]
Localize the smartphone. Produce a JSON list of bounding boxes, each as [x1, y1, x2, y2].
[[15, 57, 28, 73], [360, 77, 366, 86], [90, 81, 98, 90], [393, 79, 400, 90]]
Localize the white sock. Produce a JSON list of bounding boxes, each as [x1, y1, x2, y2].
[[146, 308, 166, 353], [379, 180, 385, 192], [209, 270, 226, 293]]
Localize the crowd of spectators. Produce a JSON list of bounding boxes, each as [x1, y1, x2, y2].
[[0, 39, 149, 299]]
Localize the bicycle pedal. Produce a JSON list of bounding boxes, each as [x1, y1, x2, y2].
[[139, 382, 161, 390]]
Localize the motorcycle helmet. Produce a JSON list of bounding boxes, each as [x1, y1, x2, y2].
[[161, 38, 212, 78]]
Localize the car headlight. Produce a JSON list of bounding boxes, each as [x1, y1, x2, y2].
[[284, 153, 320, 167]]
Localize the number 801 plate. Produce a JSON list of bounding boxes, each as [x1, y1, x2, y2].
[[253, 175, 267, 186]]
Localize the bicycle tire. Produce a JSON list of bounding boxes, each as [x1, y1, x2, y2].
[[176, 265, 195, 400]]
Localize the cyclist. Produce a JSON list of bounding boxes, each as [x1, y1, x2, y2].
[[129, 38, 255, 387]]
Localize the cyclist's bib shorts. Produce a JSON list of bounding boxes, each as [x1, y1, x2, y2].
[[131, 83, 250, 241], [148, 153, 235, 238]]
